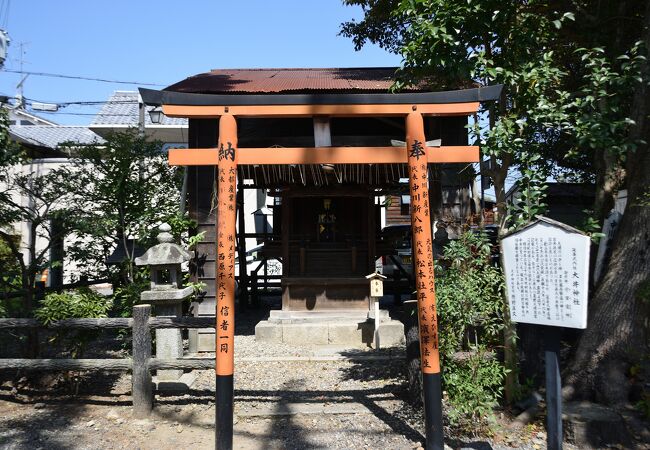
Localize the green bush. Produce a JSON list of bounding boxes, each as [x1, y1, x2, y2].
[[443, 353, 506, 431], [35, 288, 112, 357], [435, 231, 507, 433], [35, 288, 112, 324], [0, 238, 21, 316]]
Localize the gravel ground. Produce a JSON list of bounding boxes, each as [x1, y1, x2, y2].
[[0, 299, 588, 449], [0, 359, 553, 450]]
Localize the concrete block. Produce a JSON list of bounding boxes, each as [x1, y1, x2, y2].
[[155, 327, 183, 380], [328, 322, 364, 345], [197, 330, 216, 352], [282, 323, 329, 345], [376, 321, 405, 348], [255, 321, 283, 343]]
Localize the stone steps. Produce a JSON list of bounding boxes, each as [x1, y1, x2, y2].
[[255, 318, 404, 347]]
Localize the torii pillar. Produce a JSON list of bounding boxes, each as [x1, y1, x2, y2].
[[215, 114, 237, 450], [406, 111, 444, 450]]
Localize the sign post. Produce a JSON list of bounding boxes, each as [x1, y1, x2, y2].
[[366, 272, 387, 348], [501, 217, 591, 450]]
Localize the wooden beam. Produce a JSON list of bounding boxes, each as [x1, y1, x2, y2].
[[168, 146, 479, 166], [162, 102, 479, 118]]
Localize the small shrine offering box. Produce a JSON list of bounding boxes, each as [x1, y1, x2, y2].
[[501, 217, 591, 329]]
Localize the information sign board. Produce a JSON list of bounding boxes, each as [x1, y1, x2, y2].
[[501, 217, 590, 329]]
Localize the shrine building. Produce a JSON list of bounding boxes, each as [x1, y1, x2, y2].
[[140, 68, 501, 351]]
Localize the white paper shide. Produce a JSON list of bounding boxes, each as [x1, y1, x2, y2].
[[501, 217, 590, 329]]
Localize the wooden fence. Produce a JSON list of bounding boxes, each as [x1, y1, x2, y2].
[[0, 304, 215, 418]]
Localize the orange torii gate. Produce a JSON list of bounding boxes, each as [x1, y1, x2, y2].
[[141, 85, 502, 450]]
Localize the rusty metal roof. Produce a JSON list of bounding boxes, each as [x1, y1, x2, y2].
[[165, 67, 421, 94]]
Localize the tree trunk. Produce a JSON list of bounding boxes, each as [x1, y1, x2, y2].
[[565, 184, 649, 404], [492, 157, 518, 403], [491, 158, 510, 232], [565, 4, 650, 404], [592, 148, 619, 223]]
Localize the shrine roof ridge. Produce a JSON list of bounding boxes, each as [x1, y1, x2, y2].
[[139, 84, 503, 107]]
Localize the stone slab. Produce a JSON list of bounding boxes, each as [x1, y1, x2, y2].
[[255, 321, 283, 343], [327, 322, 373, 346], [282, 323, 329, 345], [141, 286, 194, 302], [155, 327, 183, 381], [197, 331, 216, 352], [269, 309, 390, 323], [562, 401, 631, 449], [154, 371, 196, 393], [375, 321, 405, 348]]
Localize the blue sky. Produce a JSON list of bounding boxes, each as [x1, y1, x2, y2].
[[0, 1, 401, 125]]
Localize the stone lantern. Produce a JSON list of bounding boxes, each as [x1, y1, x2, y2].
[[135, 223, 193, 385]]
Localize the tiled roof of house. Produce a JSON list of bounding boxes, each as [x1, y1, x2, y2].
[[91, 91, 187, 126], [10, 125, 104, 149], [164, 67, 445, 94]]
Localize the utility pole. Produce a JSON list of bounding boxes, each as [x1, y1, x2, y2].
[[15, 42, 29, 109], [138, 92, 145, 138]]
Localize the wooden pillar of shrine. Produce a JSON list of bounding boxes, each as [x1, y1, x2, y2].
[[406, 111, 444, 450], [215, 114, 238, 450]]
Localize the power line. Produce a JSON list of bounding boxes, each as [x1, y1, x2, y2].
[[57, 100, 137, 106], [23, 96, 138, 106], [28, 111, 135, 117], [2, 69, 165, 86]]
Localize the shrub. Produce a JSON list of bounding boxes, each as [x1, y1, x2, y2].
[[36, 288, 112, 324], [435, 231, 507, 433], [35, 288, 112, 358]]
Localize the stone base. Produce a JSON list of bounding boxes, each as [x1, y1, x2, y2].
[[563, 401, 631, 449], [153, 371, 196, 394], [374, 321, 406, 348], [267, 309, 390, 323], [255, 310, 404, 347]]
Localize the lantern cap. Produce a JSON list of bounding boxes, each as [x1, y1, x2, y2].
[[134, 223, 192, 266]]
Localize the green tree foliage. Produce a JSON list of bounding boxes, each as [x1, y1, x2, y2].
[[0, 152, 71, 316], [562, 43, 645, 221], [342, 0, 575, 229], [0, 236, 21, 314], [342, 0, 650, 406], [0, 107, 21, 203], [0, 108, 26, 314], [61, 130, 184, 285], [435, 232, 506, 431]]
